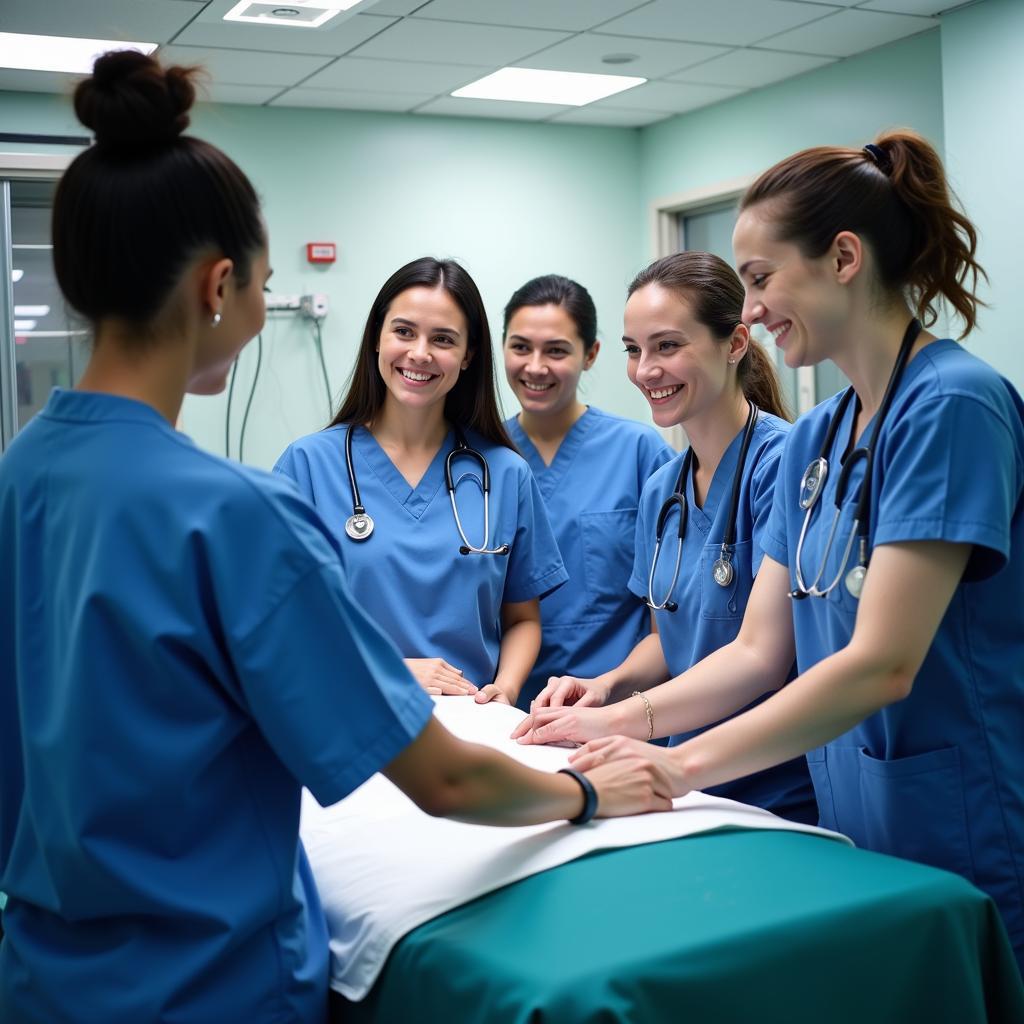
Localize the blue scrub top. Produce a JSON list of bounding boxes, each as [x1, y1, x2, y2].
[[629, 412, 815, 822], [0, 390, 434, 1024], [274, 424, 567, 690], [507, 408, 672, 707], [762, 339, 1024, 966]]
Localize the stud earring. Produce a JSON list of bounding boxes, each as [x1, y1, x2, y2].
[[211, 312, 222, 328]]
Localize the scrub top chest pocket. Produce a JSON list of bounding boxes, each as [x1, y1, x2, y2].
[[700, 539, 754, 619], [581, 507, 639, 618]]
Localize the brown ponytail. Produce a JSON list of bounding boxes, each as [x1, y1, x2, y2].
[[628, 252, 791, 421], [741, 128, 986, 337]]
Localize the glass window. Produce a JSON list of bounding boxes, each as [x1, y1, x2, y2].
[[8, 179, 89, 436]]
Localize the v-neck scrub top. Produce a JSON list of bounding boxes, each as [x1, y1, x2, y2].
[[274, 424, 567, 689], [0, 390, 435, 1023], [762, 339, 1024, 970], [629, 413, 816, 823], [507, 408, 673, 707]]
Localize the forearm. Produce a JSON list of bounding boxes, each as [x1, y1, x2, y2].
[[670, 645, 908, 794], [605, 634, 784, 740], [424, 740, 587, 825], [602, 633, 670, 704], [492, 617, 541, 704]]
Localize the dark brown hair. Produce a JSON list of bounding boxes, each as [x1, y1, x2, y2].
[[53, 50, 265, 327], [628, 251, 791, 421], [502, 275, 598, 354], [740, 129, 986, 337], [330, 258, 514, 450]]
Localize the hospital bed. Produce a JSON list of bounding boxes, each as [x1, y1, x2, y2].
[[309, 701, 1024, 1024]]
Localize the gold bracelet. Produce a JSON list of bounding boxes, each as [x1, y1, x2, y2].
[[632, 691, 654, 741]]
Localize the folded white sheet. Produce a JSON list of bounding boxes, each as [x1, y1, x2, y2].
[[300, 696, 849, 1000]]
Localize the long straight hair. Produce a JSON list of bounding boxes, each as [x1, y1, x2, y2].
[[330, 258, 514, 450], [628, 251, 791, 421]]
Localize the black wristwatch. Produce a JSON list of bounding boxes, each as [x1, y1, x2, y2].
[[559, 767, 598, 825]]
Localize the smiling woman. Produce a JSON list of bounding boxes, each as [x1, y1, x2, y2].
[[274, 258, 568, 707]]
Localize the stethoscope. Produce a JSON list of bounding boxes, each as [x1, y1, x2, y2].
[[646, 400, 759, 612], [343, 423, 510, 556], [791, 318, 921, 601]]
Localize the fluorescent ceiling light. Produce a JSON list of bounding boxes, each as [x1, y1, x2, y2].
[[15, 305, 49, 317], [452, 68, 646, 107], [0, 33, 157, 75], [223, 0, 365, 29], [12, 270, 23, 283], [14, 320, 37, 331]]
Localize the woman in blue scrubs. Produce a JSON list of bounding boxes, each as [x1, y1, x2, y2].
[[501, 275, 672, 708], [522, 131, 1024, 972], [275, 260, 567, 707], [0, 53, 670, 1024], [520, 254, 816, 824]]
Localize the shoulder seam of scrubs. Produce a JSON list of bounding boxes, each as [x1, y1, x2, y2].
[[234, 561, 339, 645]]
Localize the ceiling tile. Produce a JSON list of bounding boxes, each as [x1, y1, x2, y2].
[[157, 44, 334, 86], [667, 47, 835, 88], [200, 82, 282, 104], [271, 86, 432, 110], [519, 33, 729, 79], [597, 0, 832, 47], [0, 0, 204, 43], [175, 12, 398, 57], [856, 0, 955, 14], [301, 55, 485, 93], [758, 8, 937, 57], [369, 0, 431, 13], [349, 18, 570, 65], [549, 106, 670, 127], [415, 96, 571, 120], [407, 0, 648, 33], [591, 79, 743, 112]]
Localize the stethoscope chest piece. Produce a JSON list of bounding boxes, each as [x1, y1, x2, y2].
[[345, 512, 374, 541], [712, 555, 735, 588], [845, 563, 866, 599], [799, 457, 827, 510]]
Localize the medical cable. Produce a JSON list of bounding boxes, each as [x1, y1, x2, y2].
[[238, 332, 263, 464], [312, 319, 332, 416], [224, 356, 239, 458]]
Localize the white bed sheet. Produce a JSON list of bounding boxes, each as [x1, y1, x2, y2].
[[300, 696, 848, 1000]]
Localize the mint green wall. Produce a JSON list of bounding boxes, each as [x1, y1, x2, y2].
[[9, 14, 1021, 467], [0, 93, 648, 465], [941, 0, 1023, 391], [639, 29, 946, 245]]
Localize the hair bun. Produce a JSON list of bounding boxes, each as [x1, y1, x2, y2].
[[75, 50, 198, 154]]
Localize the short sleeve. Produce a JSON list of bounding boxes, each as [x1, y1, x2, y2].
[[503, 466, 568, 603], [874, 394, 1020, 580], [229, 558, 434, 806], [628, 481, 655, 600], [749, 446, 785, 575], [761, 444, 791, 567], [273, 442, 313, 501]]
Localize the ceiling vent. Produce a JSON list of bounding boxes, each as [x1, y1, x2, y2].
[[222, 0, 367, 29]]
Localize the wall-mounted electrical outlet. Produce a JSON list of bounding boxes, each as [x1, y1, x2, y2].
[[300, 294, 329, 320], [265, 294, 301, 311]]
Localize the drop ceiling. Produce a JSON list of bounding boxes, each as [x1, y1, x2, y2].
[[0, 0, 964, 126]]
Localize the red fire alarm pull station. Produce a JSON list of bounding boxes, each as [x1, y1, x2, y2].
[[306, 242, 337, 264]]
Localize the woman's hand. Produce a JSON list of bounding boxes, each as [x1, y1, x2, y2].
[[512, 704, 619, 745], [586, 755, 676, 818], [574, 737, 687, 801], [404, 658, 477, 696], [530, 674, 611, 710], [474, 684, 512, 705]]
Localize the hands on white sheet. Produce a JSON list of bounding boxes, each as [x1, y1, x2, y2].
[[405, 658, 478, 696], [511, 703, 619, 746]]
